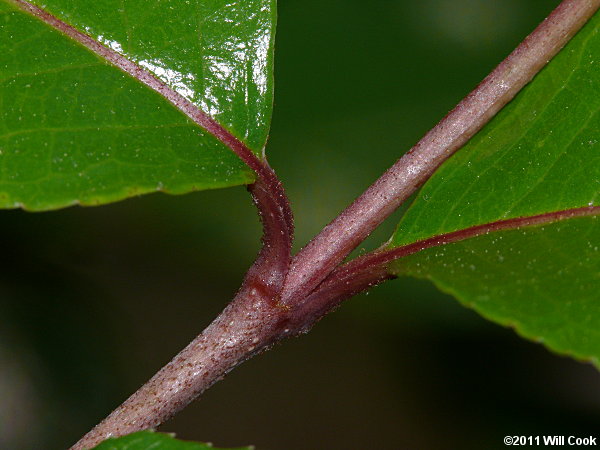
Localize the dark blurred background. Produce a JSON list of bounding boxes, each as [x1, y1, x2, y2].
[[2, 0, 599, 449]]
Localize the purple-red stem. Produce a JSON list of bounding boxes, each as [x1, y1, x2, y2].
[[279, 0, 600, 307], [7, 1, 293, 447], [290, 206, 600, 331], [71, 273, 295, 450], [14, 0, 591, 446]]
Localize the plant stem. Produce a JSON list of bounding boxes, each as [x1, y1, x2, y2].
[[279, 0, 600, 308], [72, 178, 293, 450], [71, 0, 599, 447], [293, 206, 600, 330], [71, 279, 293, 450]]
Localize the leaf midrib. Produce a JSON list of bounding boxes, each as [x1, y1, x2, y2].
[[390, 206, 600, 268], [6, 0, 265, 177]]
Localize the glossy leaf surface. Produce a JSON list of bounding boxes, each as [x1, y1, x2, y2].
[[392, 12, 599, 247], [93, 431, 252, 450], [394, 216, 600, 367], [0, 0, 276, 210], [390, 13, 600, 366]]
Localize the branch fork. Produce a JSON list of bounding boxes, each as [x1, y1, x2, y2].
[[28, 0, 595, 447]]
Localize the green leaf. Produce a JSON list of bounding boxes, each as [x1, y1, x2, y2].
[[92, 430, 253, 450], [395, 216, 600, 367], [389, 14, 600, 364], [392, 13, 599, 247], [0, 0, 276, 210]]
